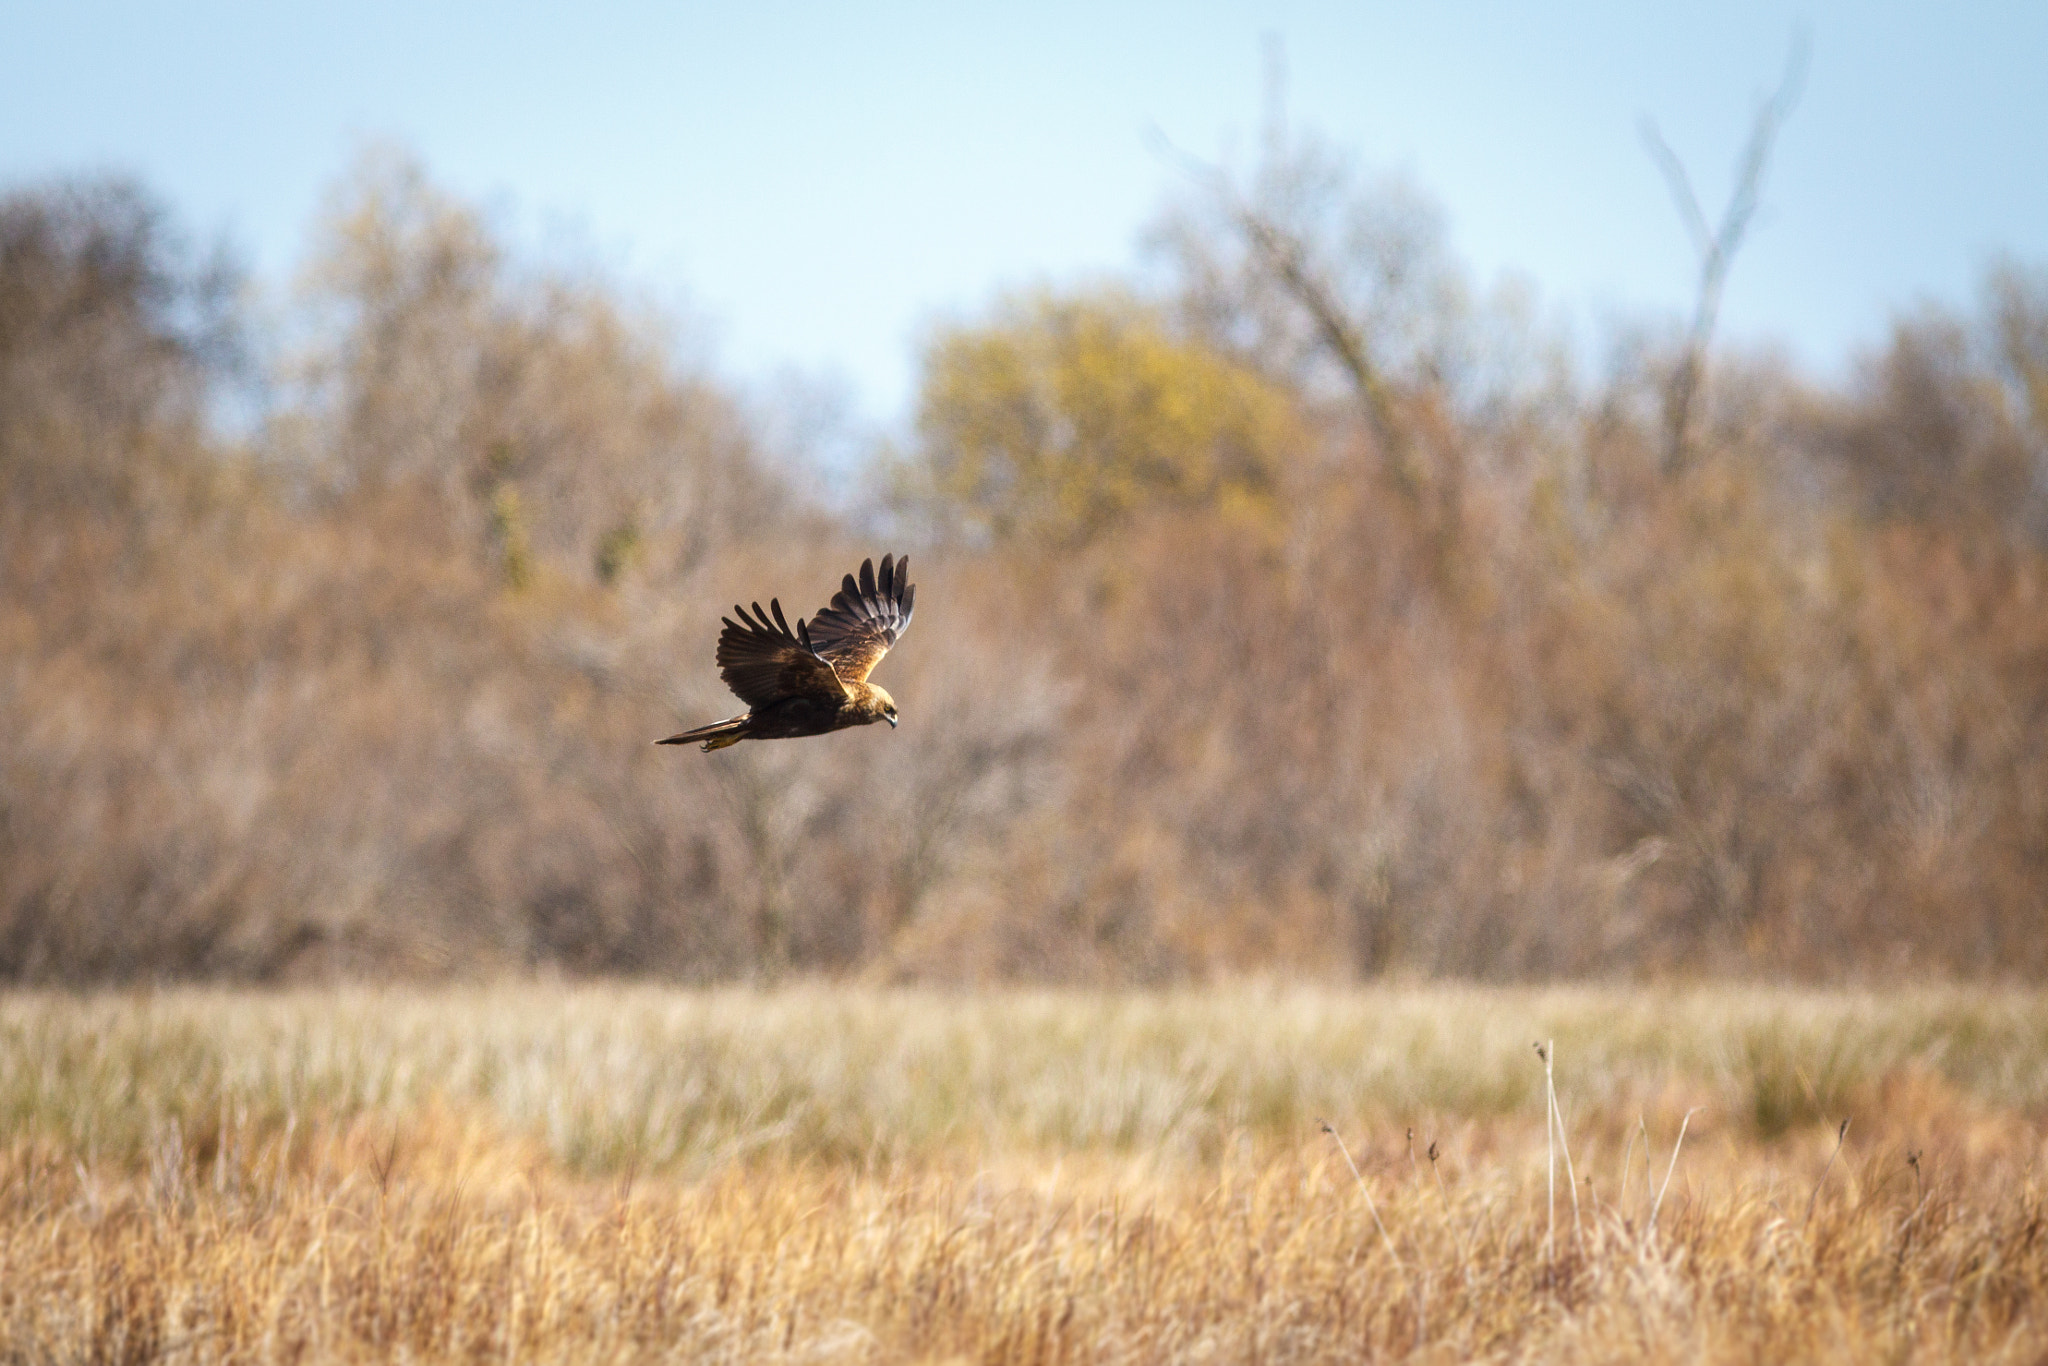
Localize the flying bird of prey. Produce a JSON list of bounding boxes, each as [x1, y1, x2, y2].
[[657, 555, 916, 752]]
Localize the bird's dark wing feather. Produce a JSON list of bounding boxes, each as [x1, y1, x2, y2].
[[716, 598, 849, 708], [806, 554, 915, 686]]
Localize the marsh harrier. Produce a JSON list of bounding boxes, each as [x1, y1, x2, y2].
[[657, 555, 916, 752]]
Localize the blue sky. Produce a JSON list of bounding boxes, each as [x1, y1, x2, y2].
[[3, 2, 2043, 425]]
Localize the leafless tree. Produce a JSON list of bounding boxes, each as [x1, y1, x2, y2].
[[1146, 41, 1466, 503], [1640, 34, 1808, 474]]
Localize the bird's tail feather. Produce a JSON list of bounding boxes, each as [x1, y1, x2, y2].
[[656, 715, 749, 751]]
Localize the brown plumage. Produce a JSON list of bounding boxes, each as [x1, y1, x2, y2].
[[657, 555, 917, 752]]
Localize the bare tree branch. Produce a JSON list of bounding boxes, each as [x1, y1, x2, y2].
[[1643, 32, 1809, 475], [1638, 120, 1714, 261], [1142, 127, 1413, 495]]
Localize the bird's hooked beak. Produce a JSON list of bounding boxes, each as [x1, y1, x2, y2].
[[886, 714, 898, 728]]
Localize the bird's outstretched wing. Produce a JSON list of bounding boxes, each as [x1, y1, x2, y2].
[[717, 599, 849, 708], [807, 554, 915, 686]]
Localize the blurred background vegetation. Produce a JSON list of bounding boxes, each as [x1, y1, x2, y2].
[[3, 129, 2043, 986]]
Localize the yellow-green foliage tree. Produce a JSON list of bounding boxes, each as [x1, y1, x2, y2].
[[910, 290, 1301, 543]]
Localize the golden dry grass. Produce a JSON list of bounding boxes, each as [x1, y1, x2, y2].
[[2, 985, 2046, 1362]]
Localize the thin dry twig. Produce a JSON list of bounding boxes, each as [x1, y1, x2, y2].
[[1319, 1119, 1404, 1273], [1618, 1118, 1641, 1225], [1805, 1118, 1850, 1228], [1649, 1108, 1703, 1239], [1320, 1119, 1426, 1345], [1542, 1039, 1585, 1252], [1537, 1043, 1556, 1263], [1427, 1139, 1451, 1218]]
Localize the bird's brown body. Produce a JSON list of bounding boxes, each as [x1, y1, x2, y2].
[[674, 683, 896, 750], [657, 556, 914, 752]]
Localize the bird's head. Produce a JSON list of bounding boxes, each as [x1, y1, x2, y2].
[[864, 684, 899, 728]]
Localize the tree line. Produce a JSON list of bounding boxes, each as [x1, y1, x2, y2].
[[2, 136, 2043, 982]]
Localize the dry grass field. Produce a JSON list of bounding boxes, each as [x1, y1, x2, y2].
[[1, 986, 2046, 1362]]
